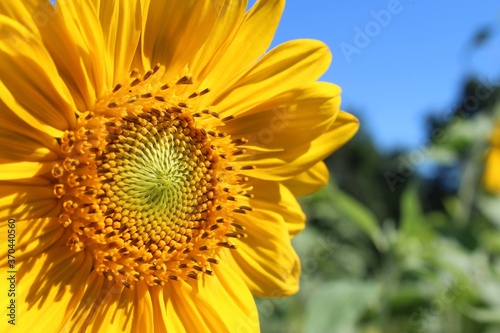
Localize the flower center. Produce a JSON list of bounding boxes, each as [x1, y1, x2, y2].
[[52, 65, 252, 287]]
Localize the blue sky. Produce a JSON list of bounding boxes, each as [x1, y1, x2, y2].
[[262, 0, 500, 150]]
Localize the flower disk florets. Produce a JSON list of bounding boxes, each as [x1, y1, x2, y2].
[[52, 67, 250, 287]]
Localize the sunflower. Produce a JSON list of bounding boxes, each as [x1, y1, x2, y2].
[[484, 122, 500, 193], [0, 0, 358, 332]]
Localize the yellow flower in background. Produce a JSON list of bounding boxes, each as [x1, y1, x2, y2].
[[484, 123, 500, 193], [0, 0, 358, 332]]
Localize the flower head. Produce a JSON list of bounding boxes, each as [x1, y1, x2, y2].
[[0, 0, 358, 331]]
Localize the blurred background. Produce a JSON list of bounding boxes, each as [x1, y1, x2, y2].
[[253, 1, 500, 332]]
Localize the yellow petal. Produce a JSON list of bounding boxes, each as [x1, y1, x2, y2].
[[241, 111, 359, 181], [197, 0, 284, 91], [0, 180, 60, 220], [0, 217, 63, 264], [229, 206, 301, 297], [0, 199, 59, 222], [0, 17, 77, 136], [70, 275, 159, 333], [322, 110, 360, 151], [226, 81, 340, 149], [0, 0, 98, 110], [484, 145, 500, 192], [0, 1, 42, 34], [484, 123, 500, 192], [163, 259, 260, 332], [84, 283, 135, 332], [0, 243, 91, 332], [36, 0, 97, 110], [0, 182, 55, 215], [250, 178, 306, 237], [0, 162, 55, 181], [149, 286, 168, 333], [56, 0, 110, 99], [142, 0, 222, 82], [189, 0, 247, 83], [283, 161, 330, 197], [68, 271, 107, 331], [0, 128, 59, 163], [0, 95, 61, 155], [93, 0, 145, 85], [133, 283, 156, 333], [212, 39, 332, 116]]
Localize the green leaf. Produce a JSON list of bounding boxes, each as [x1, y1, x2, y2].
[[305, 280, 380, 333], [477, 194, 500, 228], [326, 184, 388, 251], [440, 114, 491, 151], [464, 306, 500, 323], [400, 186, 434, 242], [425, 145, 458, 165], [400, 186, 423, 230]]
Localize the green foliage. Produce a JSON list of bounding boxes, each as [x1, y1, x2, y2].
[[305, 281, 380, 333], [257, 57, 500, 332], [319, 184, 387, 252]]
